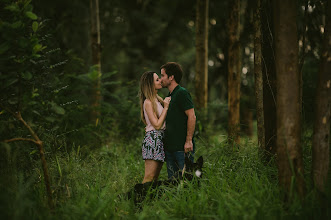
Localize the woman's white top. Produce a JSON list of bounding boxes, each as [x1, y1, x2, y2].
[[143, 99, 165, 132]]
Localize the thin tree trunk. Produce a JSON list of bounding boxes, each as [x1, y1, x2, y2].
[[254, 0, 265, 150], [195, 0, 209, 109], [299, 1, 309, 119], [262, 0, 277, 158], [227, 0, 241, 144], [273, 0, 305, 200], [90, 0, 102, 124], [312, 0, 331, 194]]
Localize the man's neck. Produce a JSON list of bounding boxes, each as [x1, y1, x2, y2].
[[168, 82, 179, 94]]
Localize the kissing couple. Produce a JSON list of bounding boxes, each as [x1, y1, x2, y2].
[[139, 62, 197, 183]]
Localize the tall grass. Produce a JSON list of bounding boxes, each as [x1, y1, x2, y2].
[[0, 133, 330, 219]]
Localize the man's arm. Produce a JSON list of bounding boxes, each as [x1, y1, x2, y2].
[[184, 108, 196, 153]]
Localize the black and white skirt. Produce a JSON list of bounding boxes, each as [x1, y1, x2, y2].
[[141, 130, 165, 162]]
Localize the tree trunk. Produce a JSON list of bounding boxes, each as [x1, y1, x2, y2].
[[254, 0, 265, 150], [227, 0, 241, 144], [90, 0, 102, 124], [312, 0, 331, 194], [299, 1, 309, 124], [262, 0, 277, 158], [273, 0, 305, 200], [195, 0, 209, 110]]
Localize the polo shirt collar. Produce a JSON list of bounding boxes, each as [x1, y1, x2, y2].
[[169, 85, 180, 96]]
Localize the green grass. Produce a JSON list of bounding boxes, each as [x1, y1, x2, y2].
[[0, 134, 330, 219]]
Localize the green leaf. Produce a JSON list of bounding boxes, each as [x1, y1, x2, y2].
[[12, 21, 23, 29], [5, 4, 19, 12], [51, 103, 65, 115], [31, 93, 39, 98], [88, 69, 100, 81], [45, 116, 56, 122], [52, 126, 60, 131], [31, 88, 39, 98], [102, 70, 117, 79], [33, 44, 42, 53], [25, 11, 37, 20], [30, 150, 38, 155], [56, 156, 62, 177], [21, 71, 33, 80], [32, 21, 38, 32], [32, 110, 41, 115]]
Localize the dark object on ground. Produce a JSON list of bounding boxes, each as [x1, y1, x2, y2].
[[127, 156, 204, 205]]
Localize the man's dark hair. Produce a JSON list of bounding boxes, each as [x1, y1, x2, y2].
[[160, 62, 183, 83]]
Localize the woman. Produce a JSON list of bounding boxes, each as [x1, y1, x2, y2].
[[139, 71, 171, 183]]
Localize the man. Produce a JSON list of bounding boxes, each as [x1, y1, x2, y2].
[[160, 62, 196, 179]]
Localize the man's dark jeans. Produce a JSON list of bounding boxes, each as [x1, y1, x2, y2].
[[165, 151, 194, 179]]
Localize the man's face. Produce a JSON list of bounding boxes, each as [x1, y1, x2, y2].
[[160, 68, 171, 88]]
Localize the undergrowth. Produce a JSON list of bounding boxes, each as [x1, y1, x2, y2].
[[0, 134, 330, 219]]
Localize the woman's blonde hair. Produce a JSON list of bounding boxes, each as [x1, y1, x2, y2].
[[139, 71, 164, 125]]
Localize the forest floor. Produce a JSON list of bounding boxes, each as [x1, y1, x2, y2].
[[1, 132, 330, 219]]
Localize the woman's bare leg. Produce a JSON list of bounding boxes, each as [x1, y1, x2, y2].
[[142, 160, 163, 183], [154, 162, 163, 180]]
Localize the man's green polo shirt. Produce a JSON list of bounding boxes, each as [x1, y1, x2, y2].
[[164, 85, 194, 152]]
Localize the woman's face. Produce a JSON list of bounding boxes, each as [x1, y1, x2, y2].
[[153, 73, 162, 90]]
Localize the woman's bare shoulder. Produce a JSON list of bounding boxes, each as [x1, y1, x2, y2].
[[144, 99, 152, 106]]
